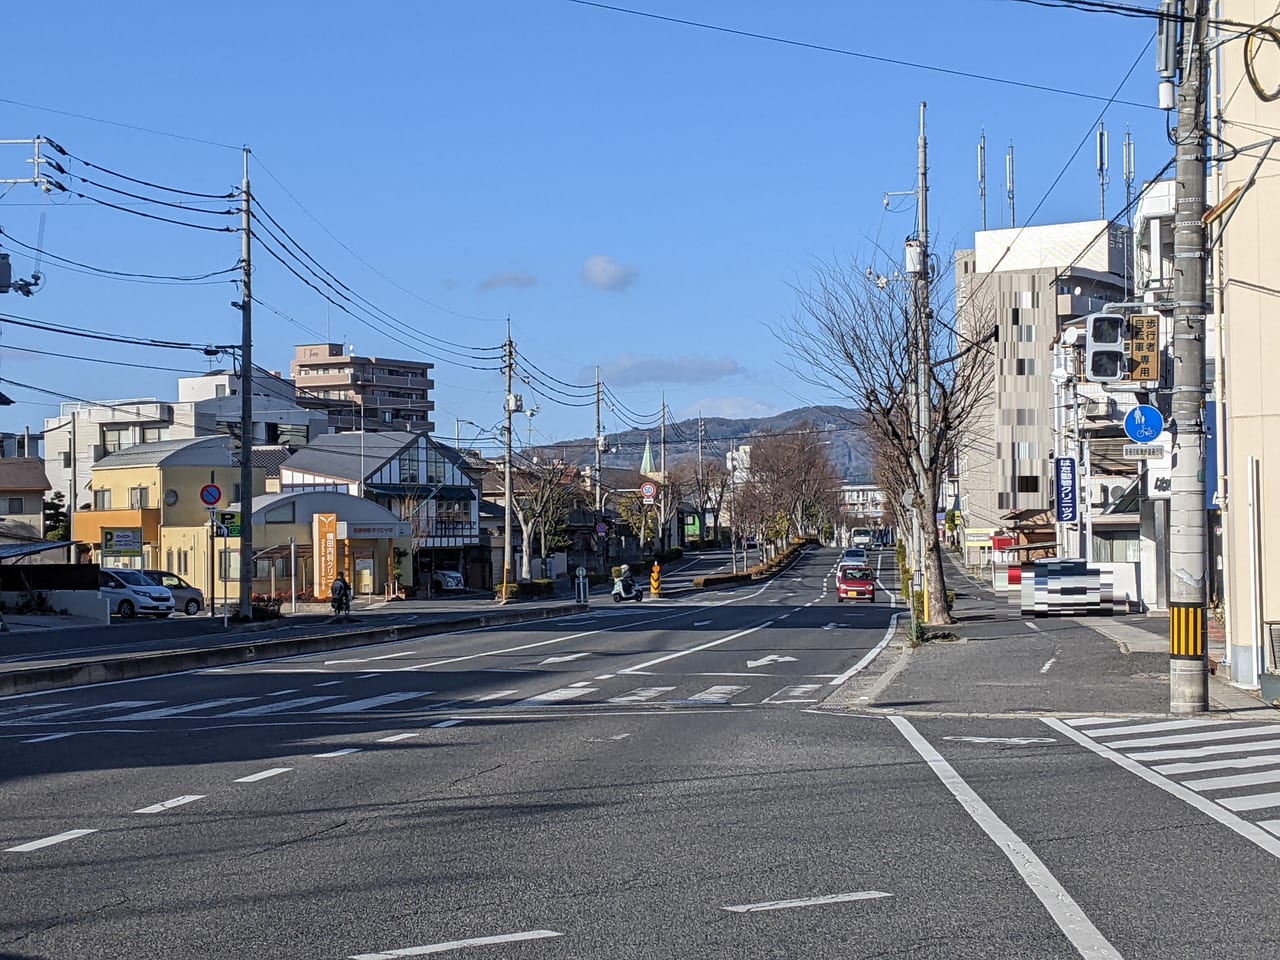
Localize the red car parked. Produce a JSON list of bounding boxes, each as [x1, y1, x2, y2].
[[837, 565, 876, 603]]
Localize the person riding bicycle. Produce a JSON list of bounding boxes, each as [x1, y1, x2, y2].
[[330, 571, 351, 615]]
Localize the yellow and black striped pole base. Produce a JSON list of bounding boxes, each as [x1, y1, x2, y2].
[[650, 563, 662, 598], [1169, 601, 1209, 714], [1169, 601, 1206, 659]]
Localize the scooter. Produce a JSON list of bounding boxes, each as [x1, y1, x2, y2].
[[612, 575, 643, 602]]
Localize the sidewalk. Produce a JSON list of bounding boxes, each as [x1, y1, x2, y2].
[[841, 550, 1278, 721]]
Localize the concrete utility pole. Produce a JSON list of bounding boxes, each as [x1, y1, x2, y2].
[[1168, 0, 1210, 713], [914, 101, 933, 622], [502, 323, 515, 600], [594, 366, 603, 514], [238, 147, 254, 621]]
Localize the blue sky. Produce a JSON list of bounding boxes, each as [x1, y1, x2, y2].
[[0, 0, 1167, 456]]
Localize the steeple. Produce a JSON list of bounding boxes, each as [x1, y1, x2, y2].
[[639, 434, 657, 477]]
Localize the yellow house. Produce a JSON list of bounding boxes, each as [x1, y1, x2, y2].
[[72, 436, 285, 606]]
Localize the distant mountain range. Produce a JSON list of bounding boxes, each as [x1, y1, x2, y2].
[[531, 405, 872, 481]]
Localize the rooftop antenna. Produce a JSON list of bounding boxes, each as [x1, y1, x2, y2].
[[1097, 121, 1110, 219], [978, 130, 988, 231], [1122, 126, 1136, 219], [1006, 141, 1016, 228]]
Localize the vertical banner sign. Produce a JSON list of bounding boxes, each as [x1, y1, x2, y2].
[[313, 513, 338, 599], [1128, 314, 1161, 382], [1054, 457, 1078, 523]]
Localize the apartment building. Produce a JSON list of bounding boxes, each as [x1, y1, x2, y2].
[[290, 343, 436, 433], [953, 221, 1129, 558]]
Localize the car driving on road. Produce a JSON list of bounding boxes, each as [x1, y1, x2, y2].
[[836, 565, 877, 603]]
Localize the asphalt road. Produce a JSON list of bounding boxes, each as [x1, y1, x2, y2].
[[4, 545, 1279, 959]]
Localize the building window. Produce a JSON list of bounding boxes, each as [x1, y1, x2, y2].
[[62, 450, 72, 468], [1015, 358, 1038, 376], [178, 550, 189, 575], [1016, 475, 1040, 493], [142, 427, 163, 443], [3, 496, 23, 514], [1092, 530, 1140, 563], [218, 549, 240, 582], [998, 492, 1011, 510], [93, 489, 112, 511], [129, 487, 150, 509], [102, 428, 128, 453], [263, 502, 295, 524], [232, 483, 242, 504]]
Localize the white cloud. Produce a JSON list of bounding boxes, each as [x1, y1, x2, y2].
[[682, 397, 782, 420], [477, 271, 537, 292], [603, 354, 742, 387], [581, 254, 638, 292]]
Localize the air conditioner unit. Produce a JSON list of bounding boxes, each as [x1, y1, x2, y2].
[[1082, 397, 1115, 421]]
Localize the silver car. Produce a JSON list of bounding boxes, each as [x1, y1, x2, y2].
[[143, 570, 206, 616]]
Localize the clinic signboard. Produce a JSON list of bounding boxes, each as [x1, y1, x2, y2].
[[313, 513, 338, 599], [1054, 457, 1078, 524]]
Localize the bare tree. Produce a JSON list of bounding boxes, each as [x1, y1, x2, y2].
[[782, 255, 992, 624], [508, 459, 577, 581], [739, 428, 841, 557]]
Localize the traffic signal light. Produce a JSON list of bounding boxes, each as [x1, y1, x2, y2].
[[1084, 313, 1127, 382]]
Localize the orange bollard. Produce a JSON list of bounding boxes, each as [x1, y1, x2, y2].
[[650, 562, 662, 598]]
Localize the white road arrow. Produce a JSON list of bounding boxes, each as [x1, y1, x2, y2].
[[540, 652, 591, 665], [747, 655, 798, 668]]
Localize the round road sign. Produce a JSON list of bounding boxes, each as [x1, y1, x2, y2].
[[596, 522, 608, 535], [1123, 404, 1164, 444], [640, 481, 657, 499], [199, 483, 222, 506]]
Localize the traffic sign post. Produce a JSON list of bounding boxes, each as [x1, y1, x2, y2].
[[1124, 405, 1164, 444]]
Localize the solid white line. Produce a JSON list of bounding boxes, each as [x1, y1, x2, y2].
[[1085, 719, 1235, 738], [1182, 768, 1280, 792], [829, 614, 902, 686], [722, 891, 891, 913], [6, 829, 98, 853], [1026, 621, 1041, 631], [1063, 716, 1137, 727], [314, 747, 362, 757], [234, 767, 292, 783], [314, 681, 344, 687], [693, 620, 713, 627], [266, 689, 300, 697], [431, 719, 464, 728], [892, 716, 1123, 959], [349, 929, 563, 958], [594, 674, 615, 681], [133, 795, 205, 814], [1044, 718, 1280, 858], [1040, 658, 1057, 674], [1261, 819, 1280, 837], [621, 623, 772, 674], [22, 733, 77, 743], [473, 689, 518, 702], [377, 733, 419, 743]]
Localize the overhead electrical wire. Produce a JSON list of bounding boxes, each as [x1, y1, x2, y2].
[[0, 228, 240, 283], [250, 198, 505, 358], [45, 140, 238, 198], [563, 0, 1159, 111], [0, 342, 205, 374], [251, 153, 507, 325], [47, 181, 238, 234], [249, 233, 504, 372], [0, 310, 234, 354]]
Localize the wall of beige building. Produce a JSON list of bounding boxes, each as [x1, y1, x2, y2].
[[1219, 0, 1280, 684]]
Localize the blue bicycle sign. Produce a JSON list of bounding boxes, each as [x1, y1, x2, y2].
[[1123, 404, 1165, 444]]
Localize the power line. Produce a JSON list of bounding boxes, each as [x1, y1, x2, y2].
[[0, 228, 241, 284], [0, 98, 240, 151], [251, 153, 508, 324], [45, 141, 238, 199], [46, 181, 239, 234], [563, 0, 1159, 111], [0, 310, 234, 354], [1001, 0, 1172, 20], [0, 342, 205, 374]]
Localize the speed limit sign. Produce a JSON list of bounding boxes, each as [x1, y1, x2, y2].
[[640, 480, 657, 504]]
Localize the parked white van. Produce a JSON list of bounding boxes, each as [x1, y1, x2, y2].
[[100, 568, 175, 619]]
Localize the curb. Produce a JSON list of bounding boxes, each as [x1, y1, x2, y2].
[[0, 602, 589, 697]]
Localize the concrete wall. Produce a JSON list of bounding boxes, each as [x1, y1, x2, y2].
[[1, 590, 110, 623]]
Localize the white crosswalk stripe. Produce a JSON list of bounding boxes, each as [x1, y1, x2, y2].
[[513, 687, 595, 707], [7, 700, 162, 722], [105, 698, 257, 721], [607, 687, 676, 704], [1066, 718, 1280, 837], [673, 685, 748, 705], [311, 692, 433, 713], [215, 696, 344, 717]]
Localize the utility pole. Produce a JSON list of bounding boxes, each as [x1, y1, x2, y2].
[[912, 101, 933, 623], [502, 322, 516, 600], [595, 366, 605, 568], [1168, 0, 1210, 713], [238, 147, 254, 621], [659, 393, 667, 552]]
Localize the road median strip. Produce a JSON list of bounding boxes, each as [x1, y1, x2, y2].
[[0, 602, 588, 696]]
